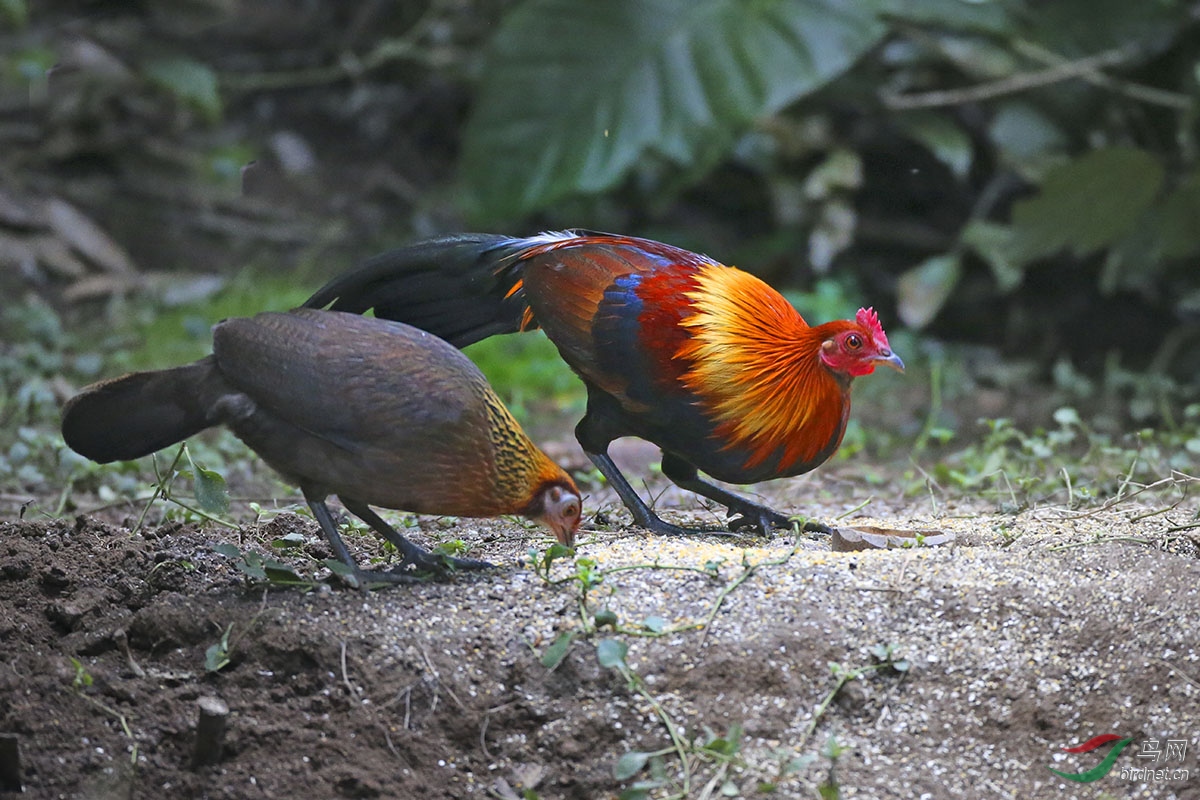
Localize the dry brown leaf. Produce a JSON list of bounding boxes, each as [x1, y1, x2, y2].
[[830, 524, 954, 552], [45, 198, 136, 275], [61, 273, 142, 303]]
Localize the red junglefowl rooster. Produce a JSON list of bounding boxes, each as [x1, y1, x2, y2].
[[304, 232, 903, 537], [61, 309, 582, 587]]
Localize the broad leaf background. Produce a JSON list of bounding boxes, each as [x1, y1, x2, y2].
[[463, 0, 887, 222]]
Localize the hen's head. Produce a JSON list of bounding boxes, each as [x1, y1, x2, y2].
[[527, 480, 583, 546], [819, 307, 905, 378]]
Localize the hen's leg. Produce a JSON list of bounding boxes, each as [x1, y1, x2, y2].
[[342, 499, 494, 572], [308, 499, 421, 589]]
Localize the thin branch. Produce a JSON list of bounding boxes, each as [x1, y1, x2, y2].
[[881, 46, 1155, 110], [219, 5, 459, 92], [1150, 657, 1200, 692], [1015, 40, 1195, 111], [340, 640, 360, 699]]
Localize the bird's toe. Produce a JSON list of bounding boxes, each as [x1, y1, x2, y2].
[[401, 550, 495, 573]]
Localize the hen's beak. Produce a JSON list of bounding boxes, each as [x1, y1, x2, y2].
[[542, 487, 582, 547], [874, 350, 905, 373]]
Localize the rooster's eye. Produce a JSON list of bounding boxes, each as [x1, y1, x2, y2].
[[846, 334, 863, 350]]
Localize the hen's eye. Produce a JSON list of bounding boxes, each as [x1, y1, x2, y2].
[[846, 333, 863, 350]]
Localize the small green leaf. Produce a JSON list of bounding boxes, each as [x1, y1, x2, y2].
[[960, 220, 1022, 293], [540, 542, 575, 573], [803, 149, 863, 200], [204, 642, 229, 672], [188, 458, 229, 516], [703, 722, 742, 756], [205, 623, 233, 672], [988, 101, 1068, 169], [596, 638, 628, 669], [270, 532, 307, 548], [212, 542, 243, 559], [323, 559, 357, 581], [69, 657, 93, 689], [433, 539, 468, 557], [1053, 407, 1082, 428], [900, 112, 973, 179], [143, 57, 222, 122], [14, 47, 54, 81], [817, 781, 841, 800], [541, 631, 576, 669], [784, 753, 818, 775], [594, 609, 619, 629], [642, 616, 665, 634], [261, 557, 303, 584], [896, 253, 961, 329], [232, 559, 266, 581], [614, 751, 651, 780]]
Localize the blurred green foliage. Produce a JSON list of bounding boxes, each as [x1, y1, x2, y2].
[[10, 0, 1197, 383], [458, 0, 1200, 382]]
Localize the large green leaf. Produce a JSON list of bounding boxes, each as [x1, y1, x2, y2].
[[462, 0, 887, 222], [1008, 147, 1164, 264], [1154, 172, 1200, 259], [1020, 0, 1187, 59]]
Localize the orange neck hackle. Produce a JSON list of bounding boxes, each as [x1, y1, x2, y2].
[[675, 265, 857, 473]]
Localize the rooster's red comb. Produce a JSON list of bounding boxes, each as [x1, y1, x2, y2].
[[856, 307, 889, 346]]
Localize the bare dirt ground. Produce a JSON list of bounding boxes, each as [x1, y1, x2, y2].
[[2, 445, 1198, 800]]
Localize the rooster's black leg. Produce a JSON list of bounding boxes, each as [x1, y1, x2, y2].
[[342, 499, 494, 573], [587, 451, 735, 537], [659, 455, 831, 537]]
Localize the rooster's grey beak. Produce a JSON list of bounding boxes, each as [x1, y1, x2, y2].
[[875, 351, 905, 373]]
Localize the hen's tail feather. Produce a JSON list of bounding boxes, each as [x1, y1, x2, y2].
[[302, 233, 532, 349], [61, 358, 221, 463]]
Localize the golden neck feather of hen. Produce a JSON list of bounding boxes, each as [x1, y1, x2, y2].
[[480, 387, 571, 505]]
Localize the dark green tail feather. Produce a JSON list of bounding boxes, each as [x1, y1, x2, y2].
[[61, 358, 219, 463], [302, 234, 530, 349]]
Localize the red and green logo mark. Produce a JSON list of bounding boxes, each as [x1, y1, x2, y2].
[[1049, 734, 1134, 783]]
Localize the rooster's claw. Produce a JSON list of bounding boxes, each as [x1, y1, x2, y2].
[[727, 507, 832, 538]]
